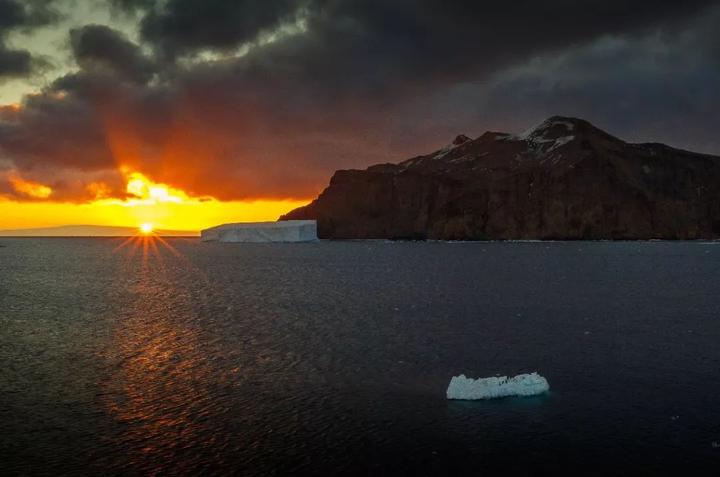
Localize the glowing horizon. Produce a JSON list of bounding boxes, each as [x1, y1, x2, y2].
[[0, 168, 311, 232], [0, 198, 308, 232]]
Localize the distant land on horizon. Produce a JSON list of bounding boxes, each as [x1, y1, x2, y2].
[[0, 225, 198, 237], [282, 116, 720, 240]]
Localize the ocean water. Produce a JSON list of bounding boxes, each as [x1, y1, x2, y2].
[[1, 238, 719, 475]]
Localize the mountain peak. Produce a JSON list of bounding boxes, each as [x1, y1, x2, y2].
[[517, 117, 578, 141], [516, 116, 622, 144], [452, 134, 472, 146], [426, 134, 473, 160]]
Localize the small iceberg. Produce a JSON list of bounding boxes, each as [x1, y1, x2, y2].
[[446, 372, 549, 400]]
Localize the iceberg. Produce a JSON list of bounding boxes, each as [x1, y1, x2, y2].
[[201, 220, 318, 243], [446, 372, 549, 400]]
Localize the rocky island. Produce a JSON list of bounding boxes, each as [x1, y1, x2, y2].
[[281, 117, 720, 240]]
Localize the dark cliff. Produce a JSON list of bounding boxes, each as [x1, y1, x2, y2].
[[281, 117, 720, 240]]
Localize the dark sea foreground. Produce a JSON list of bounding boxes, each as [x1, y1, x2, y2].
[[1, 238, 719, 476]]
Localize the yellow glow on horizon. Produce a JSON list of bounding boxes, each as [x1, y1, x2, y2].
[[0, 198, 309, 233], [0, 169, 310, 233]]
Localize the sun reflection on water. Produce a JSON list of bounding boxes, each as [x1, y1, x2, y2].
[[99, 235, 235, 474]]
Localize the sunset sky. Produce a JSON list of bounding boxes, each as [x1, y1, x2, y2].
[[1, 0, 719, 231]]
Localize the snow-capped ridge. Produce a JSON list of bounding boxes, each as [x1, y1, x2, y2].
[[500, 116, 584, 156], [512, 117, 576, 141]]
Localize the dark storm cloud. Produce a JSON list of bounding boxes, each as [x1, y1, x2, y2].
[[138, 0, 301, 59], [1, 0, 720, 201], [0, 83, 114, 171], [476, 4, 720, 155], [0, 48, 33, 77], [122, 0, 718, 86], [0, 0, 58, 79], [70, 25, 156, 83], [0, 0, 57, 29]]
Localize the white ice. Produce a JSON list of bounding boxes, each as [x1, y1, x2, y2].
[[201, 220, 318, 243], [446, 372, 549, 400]]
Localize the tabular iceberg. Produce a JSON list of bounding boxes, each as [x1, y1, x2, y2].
[[446, 372, 549, 400], [201, 220, 318, 243]]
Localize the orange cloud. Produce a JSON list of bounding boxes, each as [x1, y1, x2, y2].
[[86, 181, 112, 199], [8, 172, 53, 199]]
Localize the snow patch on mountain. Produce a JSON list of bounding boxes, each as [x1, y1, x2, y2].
[[546, 134, 575, 152], [503, 118, 576, 156]]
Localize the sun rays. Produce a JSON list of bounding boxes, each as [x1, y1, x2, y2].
[[110, 230, 218, 303], [112, 230, 184, 265]]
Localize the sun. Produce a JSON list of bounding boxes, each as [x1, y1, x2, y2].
[[139, 223, 154, 235]]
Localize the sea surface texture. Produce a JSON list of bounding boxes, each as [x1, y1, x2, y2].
[[1, 239, 719, 475]]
